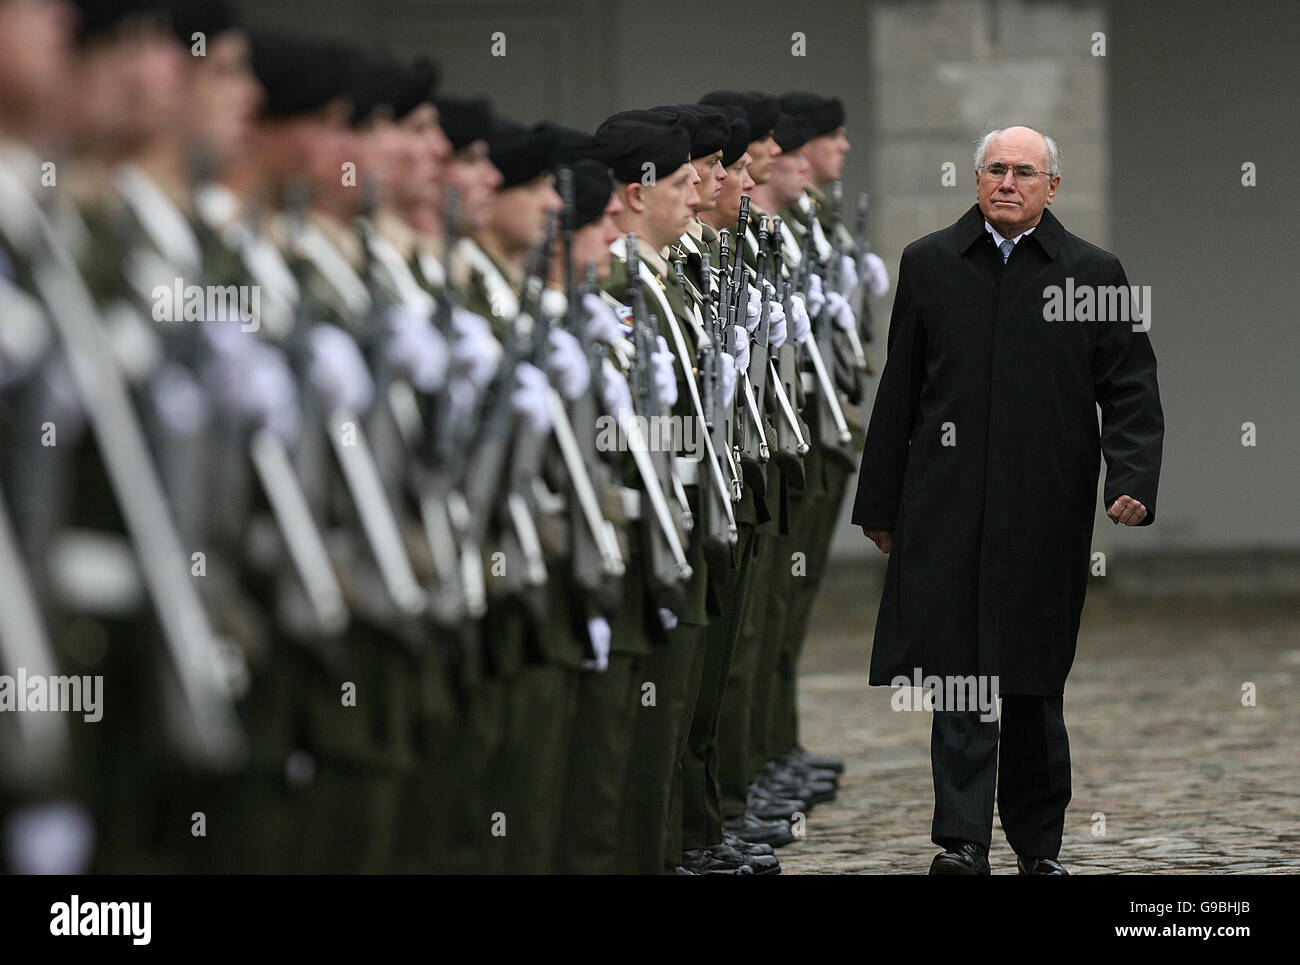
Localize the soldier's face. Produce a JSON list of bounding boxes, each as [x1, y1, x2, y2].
[[711, 152, 753, 226], [645, 161, 700, 245], [190, 30, 261, 168], [976, 127, 1059, 235], [690, 151, 726, 213], [572, 190, 622, 280], [746, 134, 781, 184], [0, 0, 72, 126], [487, 172, 560, 251], [399, 103, 451, 209], [768, 148, 810, 209], [803, 128, 848, 186], [446, 141, 501, 232], [359, 117, 408, 204], [118, 24, 188, 148]]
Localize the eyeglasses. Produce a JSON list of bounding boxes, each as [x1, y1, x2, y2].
[[979, 162, 1053, 182]]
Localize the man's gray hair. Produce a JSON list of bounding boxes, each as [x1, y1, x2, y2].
[[974, 127, 1060, 177]]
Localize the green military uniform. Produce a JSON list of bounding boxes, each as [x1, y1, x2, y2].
[[457, 236, 588, 873], [603, 236, 716, 872]]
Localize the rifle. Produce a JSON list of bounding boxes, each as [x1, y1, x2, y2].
[[828, 181, 869, 372], [853, 189, 876, 346], [793, 202, 853, 457], [728, 200, 769, 495], [557, 167, 625, 615], [422, 186, 485, 627], [741, 215, 774, 470], [458, 226, 554, 627], [0, 484, 70, 788], [281, 184, 426, 626], [672, 253, 736, 568], [768, 216, 809, 487], [704, 243, 742, 502], [624, 233, 692, 613], [26, 210, 244, 768]]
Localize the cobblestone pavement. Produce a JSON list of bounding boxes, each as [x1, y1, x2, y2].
[[780, 563, 1300, 874]]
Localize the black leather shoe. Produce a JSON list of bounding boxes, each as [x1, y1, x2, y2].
[[723, 829, 773, 856], [790, 744, 844, 774], [1017, 855, 1068, 875], [774, 755, 840, 786], [757, 768, 837, 805], [725, 814, 796, 847], [747, 784, 809, 819], [707, 839, 781, 876], [929, 841, 990, 875], [681, 844, 755, 875]]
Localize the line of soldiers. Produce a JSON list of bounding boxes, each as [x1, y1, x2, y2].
[[0, 0, 889, 874]]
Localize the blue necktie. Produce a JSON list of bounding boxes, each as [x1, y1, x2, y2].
[[999, 238, 1014, 264]]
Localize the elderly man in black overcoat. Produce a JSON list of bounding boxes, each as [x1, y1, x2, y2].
[[851, 125, 1164, 874]]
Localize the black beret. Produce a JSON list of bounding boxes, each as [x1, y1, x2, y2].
[[488, 121, 586, 189], [435, 96, 494, 152], [772, 111, 815, 153], [164, 0, 237, 47], [592, 117, 692, 185], [716, 105, 751, 167], [250, 31, 354, 119], [660, 105, 730, 159], [561, 159, 615, 230], [348, 54, 440, 127], [70, 0, 165, 45], [777, 92, 845, 137], [699, 90, 779, 141], [393, 58, 440, 120]]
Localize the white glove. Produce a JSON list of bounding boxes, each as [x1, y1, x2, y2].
[[600, 358, 633, 419], [450, 306, 501, 390], [384, 306, 448, 394], [657, 607, 678, 631], [788, 292, 812, 344], [765, 294, 787, 349], [3, 800, 94, 875], [743, 283, 762, 333], [825, 291, 857, 334], [243, 342, 302, 444], [582, 615, 611, 672], [718, 351, 737, 409], [546, 328, 590, 402], [306, 324, 375, 414], [731, 325, 749, 373], [582, 293, 623, 345], [861, 251, 890, 298], [650, 334, 678, 409], [510, 361, 552, 436], [805, 272, 827, 318], [838, 253, 859, 297]]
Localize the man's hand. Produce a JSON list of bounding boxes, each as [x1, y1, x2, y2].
[[861, 526, 892, 553], [1107, 495, 1148, 526]]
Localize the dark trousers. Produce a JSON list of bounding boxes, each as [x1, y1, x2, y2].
[[930, 694, 1071, 859]]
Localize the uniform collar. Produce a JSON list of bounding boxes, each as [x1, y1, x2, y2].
[[956, 202, 1062, 260]]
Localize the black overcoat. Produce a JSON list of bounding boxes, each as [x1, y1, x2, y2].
[[851, 204, 1164, 695]]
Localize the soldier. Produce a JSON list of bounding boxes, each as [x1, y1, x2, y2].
[[771, 91, 889, 785], [0, 0, 93, 876]]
